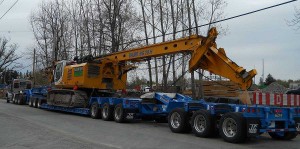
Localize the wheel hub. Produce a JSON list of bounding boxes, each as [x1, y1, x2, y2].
[[222, 118, 237, 138], [194, 115, 206, 133], [170, 112, 181, 129]]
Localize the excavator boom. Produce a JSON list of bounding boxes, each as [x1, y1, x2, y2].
[[100, 27, 256, 90], [52, 27, 256, 93]]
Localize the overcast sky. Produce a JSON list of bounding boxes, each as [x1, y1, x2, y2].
[[0, 0, 299, 83]]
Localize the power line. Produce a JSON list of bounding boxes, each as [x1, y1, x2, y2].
[[176, 0, 297, 35], [120, 0, 297, 46], [0, 0, 19, 21]]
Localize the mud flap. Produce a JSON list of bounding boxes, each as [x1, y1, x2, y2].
[[294, 118, 300, 132], [124, 109, 139, 120], [246, 118, 260, 137], [126, 113, 134, 120]]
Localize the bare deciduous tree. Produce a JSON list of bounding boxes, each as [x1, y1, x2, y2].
[[288, 6, 300, 30], [28, 0, 228, 94], [0, 38, 20, 71]]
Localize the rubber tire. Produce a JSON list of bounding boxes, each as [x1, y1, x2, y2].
[[37, 100, 42, 108], [102, 103, 113, 121], [28, 98, 33, 107], [268, 132, 298, 140], [219, 112, 247, 143], [18, 95, 25, 105], [16, 95, 22, 105], [12, 94, 15, 104], [33, 98, 38, 108], [191, 110, 215, 138], [114, 104, 126, 123], [90, 102, 101, 119], [168, 108, 191, 133]]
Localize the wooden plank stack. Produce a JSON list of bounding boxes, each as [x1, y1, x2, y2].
[[201, 81, 240, 97]]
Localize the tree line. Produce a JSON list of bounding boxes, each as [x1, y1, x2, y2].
[[28, 0, 227, 96]]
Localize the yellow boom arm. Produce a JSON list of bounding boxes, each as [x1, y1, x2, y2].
[[101, 27, 256, 90], [54, 27, 256, 92]]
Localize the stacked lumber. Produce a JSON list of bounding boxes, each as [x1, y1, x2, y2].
[[202, 81, 240, 97]]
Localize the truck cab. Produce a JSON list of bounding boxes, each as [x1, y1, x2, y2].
[[7, 79, 32, 104]]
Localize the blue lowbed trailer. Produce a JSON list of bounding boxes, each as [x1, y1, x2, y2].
[[9, 87, 50, 108], [38, 92, 300, 143]]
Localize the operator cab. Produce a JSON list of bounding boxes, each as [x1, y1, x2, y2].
[[53, 60, 67, 85]]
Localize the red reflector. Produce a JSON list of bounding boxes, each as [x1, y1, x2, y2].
[[252, 109, 256, 113], [247, 108, 250, 113], [73, 85, 78, 90]]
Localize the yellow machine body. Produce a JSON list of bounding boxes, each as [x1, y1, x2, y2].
[[54, 62, 127, 90]]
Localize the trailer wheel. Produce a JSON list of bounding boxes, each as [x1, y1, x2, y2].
[[17, 95, 22, 105], [168, 108, 191, 133], [12, 94, 16, 104], [18, 95, 25, 105], [102, 103, 113, 121], [28, 98, 33, 107], [37, 100, 42, 108], [114, 104, 125, 123], [219, 112, 246, 143], [268, 132, 298, 140], [17, 98, 21, 105], [33, 98, 38, 108], [90, 102, 101, 119], [191, 110, 215, 138], [17, 96, 22, 105]]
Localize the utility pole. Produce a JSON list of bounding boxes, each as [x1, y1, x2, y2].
[[262, 59, 264, 82], [33, 48, 36, 86]]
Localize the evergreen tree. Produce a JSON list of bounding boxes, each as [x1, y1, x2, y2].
[[265, 73, 276, 85]]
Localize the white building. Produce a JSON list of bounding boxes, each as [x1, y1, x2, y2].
[[289, 83, 300, 89]]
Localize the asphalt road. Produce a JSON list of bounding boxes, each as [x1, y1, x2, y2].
[[0, 99, 299, 149]]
